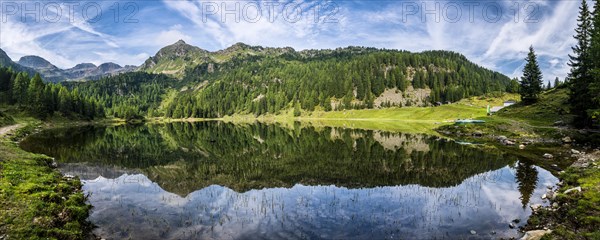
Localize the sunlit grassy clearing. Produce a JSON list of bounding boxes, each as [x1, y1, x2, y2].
[[308, 104, 486, 121]]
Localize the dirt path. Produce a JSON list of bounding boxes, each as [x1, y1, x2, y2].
[[0, 124, 22, 137]]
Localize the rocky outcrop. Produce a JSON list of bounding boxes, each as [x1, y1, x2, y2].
[[570, 149, 600, 168], [374, 86, 432, 107], [523, 148, 599, 237], [520, 230, 552, 240]]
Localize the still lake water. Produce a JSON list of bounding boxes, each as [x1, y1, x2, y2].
[[20, 122, 557, 239]]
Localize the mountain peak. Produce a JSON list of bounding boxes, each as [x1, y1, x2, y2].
[[140, 39, 210, 74], [97, 62, 122, 70], [0, 48, 13, 66], [216, 42, 254, 55], [0, 48, 9, 58], [71, 63, 97, 70], [18, 55, 54, 69], [232, 42, 249, 48], [158, 40, 207, 56], [0, 48, 39, 78], [165, 39, 198, 50]]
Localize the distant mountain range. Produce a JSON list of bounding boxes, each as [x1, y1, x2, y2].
[[0, 40, 301, 82], [2, 40, 516, 118], [139, 40, 296, 77], [0, 48, 37, 76], [0, 48, 136, 82]]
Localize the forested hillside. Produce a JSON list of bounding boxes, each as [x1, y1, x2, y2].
[[158, 44, 515, 118], [0, 67, 103, 119], [3, 42, 516, 119], [63, 72, 174, 120]]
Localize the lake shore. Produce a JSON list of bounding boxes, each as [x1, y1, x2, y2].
[[522, 150, 600, 239], [1, 89, 597, 240], [0, 120, 93, 240], [14, 117, 555, 239], [113, 101, 600, 239]]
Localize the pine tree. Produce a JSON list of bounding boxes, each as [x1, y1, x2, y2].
[[554, 77, 560, 88], [569, 0, 594, 125], [546, 81, 551, 90], [520, 46, 543, 104]]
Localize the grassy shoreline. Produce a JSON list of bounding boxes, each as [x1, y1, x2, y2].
[[140, 103, 484, 135], [0, 119, 92, 240], [1, 89, 596, 240], [433, 89, 600, 239], [524, 151, 600, 239]]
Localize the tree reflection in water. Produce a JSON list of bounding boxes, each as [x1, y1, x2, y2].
[[20, 122, 555, 239]]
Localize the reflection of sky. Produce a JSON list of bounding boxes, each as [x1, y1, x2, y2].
[[82, 165, 557, 240]]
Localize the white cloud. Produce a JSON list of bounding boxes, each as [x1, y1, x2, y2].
[[549, 58, 560, 68], [0, 1, 140, 68], [0, 0, 583, 82], [92, 51, 149, 66], [482, 0, 579, 80], [163, 0, 335, 49], [155, 25, 192, 47], [0, 20, 75, 67]]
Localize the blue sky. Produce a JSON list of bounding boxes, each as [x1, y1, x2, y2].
[[0, 0, 584, 83]]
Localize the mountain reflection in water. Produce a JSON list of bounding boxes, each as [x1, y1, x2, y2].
[[20, 122, 557, 239]]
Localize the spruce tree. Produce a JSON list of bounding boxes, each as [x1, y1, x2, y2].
[[27, 73, 46, 117], [589, 0, 600, 122], [58, 87, 72, 114], [520, 46, 543, 104], [12, 72, 29, 105], [515, 162, 539, 209], [554, 77, 560, 88], [569, 0, 593, 125]]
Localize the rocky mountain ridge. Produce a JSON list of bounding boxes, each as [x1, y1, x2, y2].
[[0, 50, 136, 82]]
